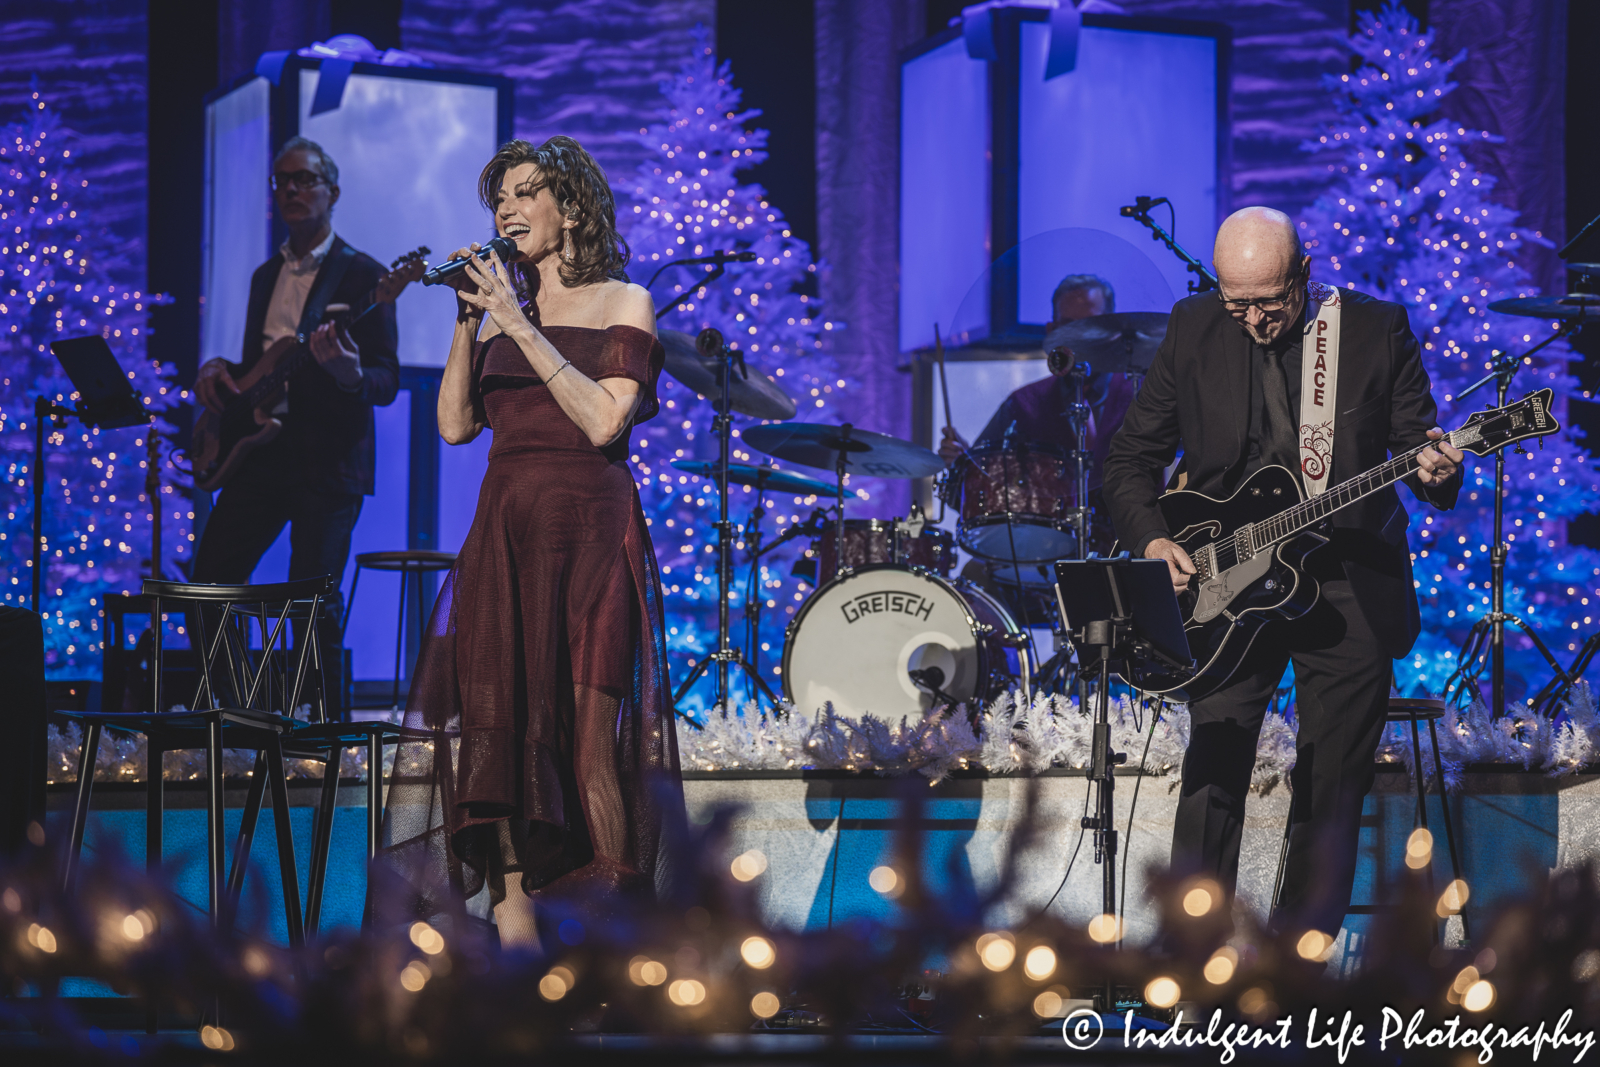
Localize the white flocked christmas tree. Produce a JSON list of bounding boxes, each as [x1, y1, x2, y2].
[[1297, 2, 1600, 706], [620, 28, 851, 716], [0, 89, 186, 679]]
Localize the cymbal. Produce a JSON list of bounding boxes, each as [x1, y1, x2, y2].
[[658, 329, 797, 421], [1486, 293, 1600, 319], [742, 422, 944, 479], [1043, 311, 1169, 374], [1565, 263, 1600, 274], [669, 459, 839, 497]]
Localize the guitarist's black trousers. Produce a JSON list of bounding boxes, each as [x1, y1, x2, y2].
[[1173, 578, 1390, 937]]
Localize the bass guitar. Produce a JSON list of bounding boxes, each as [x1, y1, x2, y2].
[[1124, 389, 1558, 699], [188, 246, 430, 492]]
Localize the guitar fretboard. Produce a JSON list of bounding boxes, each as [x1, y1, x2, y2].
[[236, 285, 382, 411], [1199, 423, 1484, 580]]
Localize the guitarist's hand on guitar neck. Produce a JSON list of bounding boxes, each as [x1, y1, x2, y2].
[[195, 359, 241, 414], [1416, 427, 1464, 486], [1145, 537, 1196, 594], [308, 321, 363, 389]]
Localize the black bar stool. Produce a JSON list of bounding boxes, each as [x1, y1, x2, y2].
[[60, 576, 338, 949], [345, 550, 457, 708], [1270, 696, 1470, 941]]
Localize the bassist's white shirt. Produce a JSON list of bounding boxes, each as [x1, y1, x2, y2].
[[261, 229, 337, 414]]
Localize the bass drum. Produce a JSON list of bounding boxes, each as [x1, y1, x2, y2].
[[782, 564, 1020, 718]]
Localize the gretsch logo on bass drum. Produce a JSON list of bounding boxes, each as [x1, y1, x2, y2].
[[841, 591, 935, 624]]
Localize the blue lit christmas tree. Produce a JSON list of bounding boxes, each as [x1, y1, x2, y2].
[[620, 29, 847, 714], [0, 89, 186, 678], [1297, 3, 1600, 704]]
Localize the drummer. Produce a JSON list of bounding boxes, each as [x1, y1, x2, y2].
[[936, 273, 1137, 554]]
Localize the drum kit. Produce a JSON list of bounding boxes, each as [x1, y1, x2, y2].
[[658, 307, 1169, 720]]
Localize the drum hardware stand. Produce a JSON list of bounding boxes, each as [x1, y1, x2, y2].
[[1442, 319, 1586, 715], [741, 469, 772, 678], [671, 329, 780, 715], [1031, 354, 1095, 694], [1119, 196, 1218, 294]]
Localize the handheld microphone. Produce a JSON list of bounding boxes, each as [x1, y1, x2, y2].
[[420, 236, 518, 287]]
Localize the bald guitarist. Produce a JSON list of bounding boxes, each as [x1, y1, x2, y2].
[[192, 137, 399, 703], [1105, 207, 1462, 942]]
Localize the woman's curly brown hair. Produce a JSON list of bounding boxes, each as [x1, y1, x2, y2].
[[477, 135, 631, 292]]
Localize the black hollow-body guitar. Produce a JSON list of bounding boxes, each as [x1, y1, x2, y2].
[[1124, 390, 1559, 699]]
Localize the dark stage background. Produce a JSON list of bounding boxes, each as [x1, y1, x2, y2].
[[2, 0, 1594, 567]]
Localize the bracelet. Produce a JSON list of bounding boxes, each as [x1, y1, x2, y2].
[[546, 359, 572, 384]]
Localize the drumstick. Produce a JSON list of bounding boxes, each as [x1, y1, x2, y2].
[[933, 323, 953, 435]]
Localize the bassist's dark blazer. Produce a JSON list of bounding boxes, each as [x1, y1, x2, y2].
[[236, 236, 400, 495], [1104, 287, 1458, 658]]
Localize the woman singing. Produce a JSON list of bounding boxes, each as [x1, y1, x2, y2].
[[381, 136, 681, 945]]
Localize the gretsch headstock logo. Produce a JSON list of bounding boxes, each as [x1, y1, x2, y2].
[[1532, 395, 1547, 428]]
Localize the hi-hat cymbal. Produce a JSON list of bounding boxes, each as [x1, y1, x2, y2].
[[669, 459, 839, 497], [1486, 293, 1600, 319], [659, 329, 797, 420], [1043, 311, 1169, 374], [742, 422, 944, 479]]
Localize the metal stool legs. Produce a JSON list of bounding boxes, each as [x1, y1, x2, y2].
[[1270, 700, 1470, 942]]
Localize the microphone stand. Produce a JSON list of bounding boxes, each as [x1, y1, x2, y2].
[[648, 250, 756, 321], [1443, 319, 1587, 715], [1119, 196, 1218, 294]]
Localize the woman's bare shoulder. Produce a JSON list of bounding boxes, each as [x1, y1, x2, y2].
[[600, 281, 657, 333]]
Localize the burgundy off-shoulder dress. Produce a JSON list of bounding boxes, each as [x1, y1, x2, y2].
[[379, 323, 682, 918]]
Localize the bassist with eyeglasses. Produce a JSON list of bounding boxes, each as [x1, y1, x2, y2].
[[189, 138, 406, 712]]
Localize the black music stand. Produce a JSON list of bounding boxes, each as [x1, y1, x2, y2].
[[1054, 555, 1191, 1014], [33, 338, 150, 611]]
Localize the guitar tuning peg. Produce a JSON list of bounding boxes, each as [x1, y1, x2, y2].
[[1514, 444, 1529, 456]]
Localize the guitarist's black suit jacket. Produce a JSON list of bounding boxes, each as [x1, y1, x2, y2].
[[236, 236, 400, 496], [1104, 288, 1458, 659]]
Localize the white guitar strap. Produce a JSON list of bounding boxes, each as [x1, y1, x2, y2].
[[1298, 281, 1342, 497]]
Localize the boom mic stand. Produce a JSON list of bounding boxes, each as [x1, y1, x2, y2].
[[671, 329, 781, 715], [1119, 196, 1218, 294], [1443, 320, 1587, 715]]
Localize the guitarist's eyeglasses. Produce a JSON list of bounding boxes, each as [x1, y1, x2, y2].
[[1217, 266, 1308, 315], [269, 170, 329, 193]]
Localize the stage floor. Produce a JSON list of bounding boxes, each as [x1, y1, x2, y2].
[[45, 765, 1600, 982]]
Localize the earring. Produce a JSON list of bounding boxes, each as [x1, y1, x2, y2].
[[562, 227, 575, 263]]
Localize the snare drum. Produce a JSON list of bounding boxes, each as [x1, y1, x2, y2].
[[946, 443, 1081, 563], [782, 564, 1020, 717], [814, 518, 956, 582]]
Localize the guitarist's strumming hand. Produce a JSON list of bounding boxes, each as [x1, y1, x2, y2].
[[1145, 537, 1196, 594], [1416, 427, 1464, 486], [194, 359, 241, 414], [309, 322, 362, 389]]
